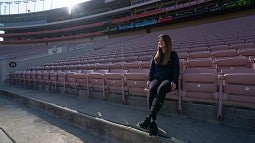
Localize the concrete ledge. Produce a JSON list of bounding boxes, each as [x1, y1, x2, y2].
[[0, 90, 183, 143]]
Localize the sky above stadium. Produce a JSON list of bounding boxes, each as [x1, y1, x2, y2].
[[0, 0, 90, 15]]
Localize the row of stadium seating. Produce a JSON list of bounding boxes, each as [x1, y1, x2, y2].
[[8, 66, 255, 119], [61, 42, 255, 62], [27, 56, 254, 73]]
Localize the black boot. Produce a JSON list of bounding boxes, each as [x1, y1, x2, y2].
[[138, 117, 151, 130], [149, 120, 158, 136]]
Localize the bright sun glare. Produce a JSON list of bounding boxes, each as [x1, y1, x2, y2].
[[55, 0, 90, 14], [55, 0, 90, 8]]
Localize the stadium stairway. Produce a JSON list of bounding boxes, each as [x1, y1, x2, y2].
[[0, 85, 254, 143]]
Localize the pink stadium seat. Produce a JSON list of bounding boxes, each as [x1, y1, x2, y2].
[[221, 70, 255, 108], [124, 73, 147, 98], [221, 68, 255, 75], [177, 52, 189, 59], [141, 61, 150, 69], [239, 48, 255, 57], [189, 51, 211, 58], [246, 38, 255, 43], [189, 46, 208, 52], [77, 65, 87, 70], [86, 64, 97, 70], [96, 63, 110, 70], [124, 56, 138, 62], [104, 58, 114, 63], [81, 69, 95, 74], [128, 68, 150, 73], [134, 52, 147, 57], [112, 57, 125, 63], [41, 71, 50, 91], [125, 61, 142, 72], [95, 69, 109, 74], [109, 62, 125, 71], [226, 39, 245, 45], [68, 65, 78, 71], [75, 70, 94, 95], [124, 53, 135, 57], [175, 48, 190, 53], [7, 72, 14, 85], [211, 49, 238, 59], [29, 70, 37, 87], [104, 73, 126, 103], [17, 71, 23, 85], [110, 69, 128, 73], [35, 70, 43, 88], [61, 65, 69, 71], [207, 41, 225, 47], [179, 68, 222, 118], [213, 56, 251, 72], [186, 58, 214, 69], [179, 59, 186, 72], [65, 72, 77, 94], [88, 72, 106, 100], [43, 66, 51, 70], [10, 71, 17, 85], [191, 43, 207, 48], [56, 72, 67, 93], [55, 67, 63, 72], [209, 45, 230, 51], [137, 55, 151, 61], [21, 70, 30, 86], [231, 42, 255, 50], [49, 71, 58, 91]]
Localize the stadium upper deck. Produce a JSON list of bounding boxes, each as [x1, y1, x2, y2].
[[0, 0, 254, 45]]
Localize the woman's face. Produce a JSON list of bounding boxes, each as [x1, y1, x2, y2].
[[158, 37, 166, 49]]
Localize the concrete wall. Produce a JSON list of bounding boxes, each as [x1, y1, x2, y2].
[[1, 46, 95, 83]]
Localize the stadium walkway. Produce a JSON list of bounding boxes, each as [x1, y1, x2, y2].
[[0, 97, 115, 143], [0, 85, 254, 143]]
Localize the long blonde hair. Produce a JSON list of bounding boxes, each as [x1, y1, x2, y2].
[[154, 34, 172, 65]]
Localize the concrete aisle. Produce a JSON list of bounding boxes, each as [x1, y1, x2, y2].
[[0, 97, 116, 143]]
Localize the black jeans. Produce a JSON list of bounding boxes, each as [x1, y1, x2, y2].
[[148, 79, 171, 120]]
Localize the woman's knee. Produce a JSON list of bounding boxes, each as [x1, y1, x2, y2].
[[157, 80, 171, 95], [149, 86, 157, 94], [148, 80, 159, 92]]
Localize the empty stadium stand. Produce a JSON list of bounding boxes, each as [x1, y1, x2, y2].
[[0, 1, 255, 142]]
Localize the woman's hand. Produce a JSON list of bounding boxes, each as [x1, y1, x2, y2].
[[147, 81, 150, 87], [171, 82, 176, 91]]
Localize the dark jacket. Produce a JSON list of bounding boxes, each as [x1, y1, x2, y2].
[[147, 51, 180, 85]]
